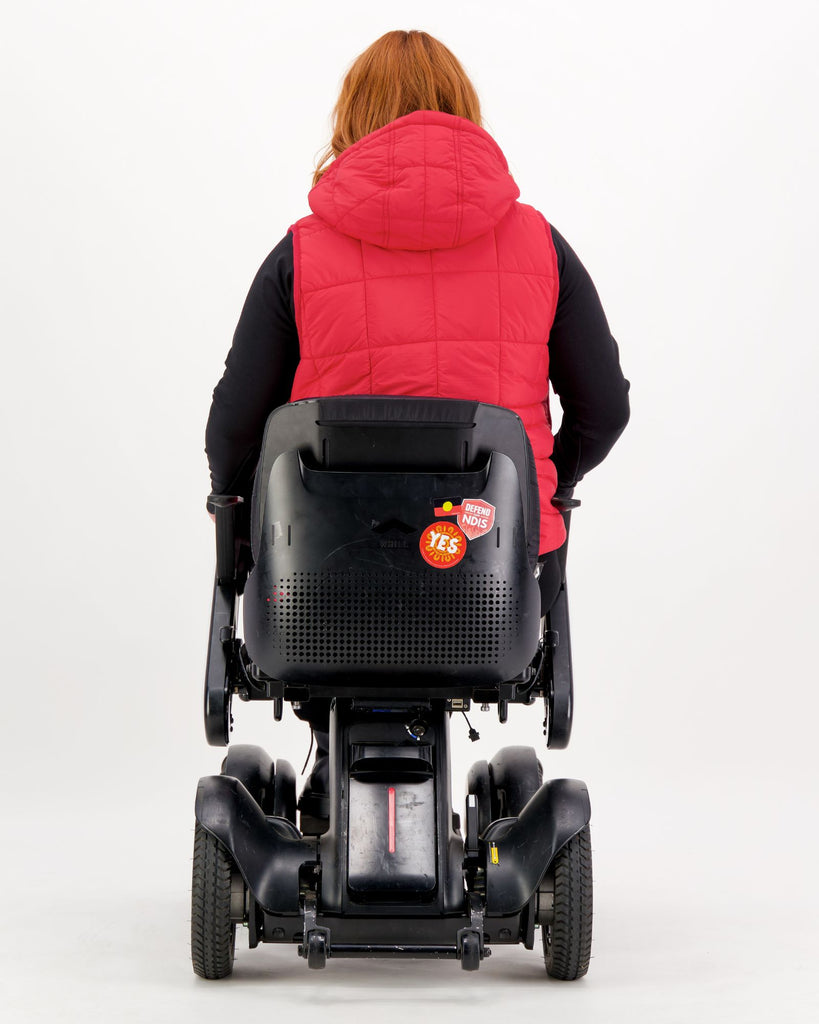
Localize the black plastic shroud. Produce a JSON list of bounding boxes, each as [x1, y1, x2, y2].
[[243, 398, 542, 689]]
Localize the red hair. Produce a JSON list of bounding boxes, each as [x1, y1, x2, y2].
[[313, 30, 482, 186]]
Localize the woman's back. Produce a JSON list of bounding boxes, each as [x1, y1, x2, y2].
[[205, 29, 629, 557], [290, 109, 564, 552]]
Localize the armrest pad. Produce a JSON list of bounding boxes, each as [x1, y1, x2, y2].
[[207, 494, 244, 514], [207, 494, 244, 584], [550, 495, 581, 512]]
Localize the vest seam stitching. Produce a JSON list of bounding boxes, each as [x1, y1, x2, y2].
[[494, 226, 502, 407], [422, 124, 427, 252], [291, 224, 308, 394], [385, 128, 394, 247], [314, 186, 501, 243], [453, 124, 463, 247], [298, 266, 552, 294], [297, 342, 551, 356], [359, 240, 373, 394], [430, 249, 439, 396]]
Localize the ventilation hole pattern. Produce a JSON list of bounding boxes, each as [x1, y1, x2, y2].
[[264, 571, 520, 665]]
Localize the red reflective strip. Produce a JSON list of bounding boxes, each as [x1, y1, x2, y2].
[[388, 787, 396, 853]]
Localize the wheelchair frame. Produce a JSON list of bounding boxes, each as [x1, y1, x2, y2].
[[193, 397, 591, 978]]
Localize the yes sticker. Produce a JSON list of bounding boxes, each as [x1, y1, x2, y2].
[[419, 521, 467, 569]]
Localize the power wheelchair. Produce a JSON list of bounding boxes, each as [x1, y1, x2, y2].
[[192, 396, 592, 979]]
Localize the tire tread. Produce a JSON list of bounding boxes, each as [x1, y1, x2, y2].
[[191, 822, 236, 979], [544, 824, 593, 980]]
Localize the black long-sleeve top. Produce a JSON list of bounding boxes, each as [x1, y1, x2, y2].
[[206, 226, 630, 499]]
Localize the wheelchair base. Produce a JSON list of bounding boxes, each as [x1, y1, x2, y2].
[[193, 700, 591, 974]]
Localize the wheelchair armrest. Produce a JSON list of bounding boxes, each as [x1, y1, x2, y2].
[[207, 494, 244, 585], [550, 495, 581, 512]]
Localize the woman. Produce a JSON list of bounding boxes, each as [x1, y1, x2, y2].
[[206, 30, 630, 825]]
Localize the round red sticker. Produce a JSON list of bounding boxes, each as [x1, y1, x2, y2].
[[419, 521, 467, 569]]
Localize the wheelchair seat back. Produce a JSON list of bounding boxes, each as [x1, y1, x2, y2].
[[243, 397, 542, 693]]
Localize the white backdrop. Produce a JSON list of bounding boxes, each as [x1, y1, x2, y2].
[[2, 1, 817, 1021]]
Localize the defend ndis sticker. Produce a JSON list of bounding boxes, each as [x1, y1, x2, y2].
[[434, 499, 496, 540]]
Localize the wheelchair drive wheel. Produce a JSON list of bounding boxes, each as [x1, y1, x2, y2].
[[191, 822, 244, 979], [539, 824, 593, 980]]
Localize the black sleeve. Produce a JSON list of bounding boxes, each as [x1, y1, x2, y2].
[[547, 225, 630, 490], [205, 232, 299, 497]]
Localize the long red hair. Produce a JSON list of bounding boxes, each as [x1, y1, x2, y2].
[[313, 30, 482, 186]]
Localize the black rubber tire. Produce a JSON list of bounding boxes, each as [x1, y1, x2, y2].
[[460, 930, 481, 971], [466, 760, 493, 836], [542, 825, 593, 980], [221, 744, 274, 810], [273, 758, 297, 823], [306, 931, 328, 969], [191, 822, 237, 979], [489, 746, 543, 817]]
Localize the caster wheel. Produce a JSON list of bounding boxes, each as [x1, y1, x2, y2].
[[459, 930, 481, 971], [306, 931, 328, 969], [540, 824, 593, 980], [191, 822, 240, 979]]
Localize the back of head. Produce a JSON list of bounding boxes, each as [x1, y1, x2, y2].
[[313, 30, 482, 185]]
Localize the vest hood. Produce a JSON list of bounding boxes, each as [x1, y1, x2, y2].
[[308, 110, 520, 251]]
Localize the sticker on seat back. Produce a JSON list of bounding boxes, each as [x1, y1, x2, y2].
[[434, 499, 496, 540], [419, 521, 467, 568]]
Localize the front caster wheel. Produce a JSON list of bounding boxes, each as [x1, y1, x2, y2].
[[459, 930, 481, 971], [540, 824, 593, 980], [306, 931, 328, 969], [191, 822, 240, 978]]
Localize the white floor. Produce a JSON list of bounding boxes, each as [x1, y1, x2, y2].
[[3, 800, 816, 1024], [5, 891, 815, 1024]]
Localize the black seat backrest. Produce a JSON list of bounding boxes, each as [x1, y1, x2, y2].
[[244, 397, 542, 692], [252, 396, 540, 562]]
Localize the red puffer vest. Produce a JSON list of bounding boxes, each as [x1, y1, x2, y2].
[[289, 110, 564, 553]]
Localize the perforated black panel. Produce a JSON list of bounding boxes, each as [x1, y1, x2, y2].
[[263, 571, 520, 666]]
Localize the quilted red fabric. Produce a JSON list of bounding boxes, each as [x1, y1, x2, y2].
[[289, 110, 564, 552]]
